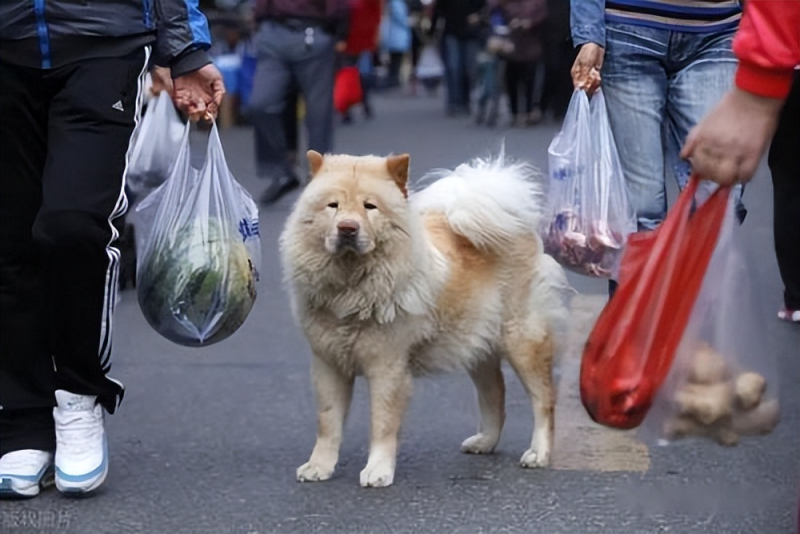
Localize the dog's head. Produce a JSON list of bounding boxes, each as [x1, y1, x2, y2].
[[293, 151, 411, 257]]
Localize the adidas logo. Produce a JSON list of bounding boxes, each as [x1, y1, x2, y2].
[[112, 100, 125, 112]]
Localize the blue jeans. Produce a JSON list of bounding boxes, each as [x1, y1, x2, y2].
[[601, 22, 743, 231], [442, 34, 481, 112]]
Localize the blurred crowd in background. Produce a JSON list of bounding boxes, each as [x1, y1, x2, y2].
[[201, 0, 574, 131]]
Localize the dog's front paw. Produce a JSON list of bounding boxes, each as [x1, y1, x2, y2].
[[519, 447, 550, 468], [297, 461, 334, 482], [460, 433, 498, 454], [359, 462, 395, 488]]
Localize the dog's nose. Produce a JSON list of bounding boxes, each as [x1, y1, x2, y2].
[[337, 219, 360, 236]]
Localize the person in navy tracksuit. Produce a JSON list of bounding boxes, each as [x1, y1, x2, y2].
[[0, 0, 224, 497]]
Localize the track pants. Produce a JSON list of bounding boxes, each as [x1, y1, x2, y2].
[[0, 47, 149, 455]]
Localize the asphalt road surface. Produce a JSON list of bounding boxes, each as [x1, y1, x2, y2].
[[1, 89, 797, 534]]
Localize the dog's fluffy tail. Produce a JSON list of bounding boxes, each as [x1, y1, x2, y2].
[[411, 154, 543, 251]]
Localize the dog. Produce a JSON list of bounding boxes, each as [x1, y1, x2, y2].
[[280, 150, 571, 487]]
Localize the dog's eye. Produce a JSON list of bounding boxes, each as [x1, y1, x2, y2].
[[327, 202, 338, 209], [364, 202, 377, 210]]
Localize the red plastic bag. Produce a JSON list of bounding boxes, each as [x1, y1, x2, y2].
[[333, 66, 363, 114], [580, 177, 731, 429]]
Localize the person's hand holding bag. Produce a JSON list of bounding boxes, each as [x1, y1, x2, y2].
[[173, 63, 226, 122], [680, 87, 783, 187], [571, 43, 604, 96]]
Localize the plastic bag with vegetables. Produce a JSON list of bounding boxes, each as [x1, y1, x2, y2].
[[640, 199, 780, 446], [135, 122, 261, 347]]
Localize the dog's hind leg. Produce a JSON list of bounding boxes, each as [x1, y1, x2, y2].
[[360, 362, 412, 488], [461, 356, 506, 454], [505, 330, 555, 468], [297, 355, 354, 482]]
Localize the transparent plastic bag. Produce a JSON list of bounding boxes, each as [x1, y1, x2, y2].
[[128, 93, 185, 195], [543, 89, 635, 278], [135, 122, 261, 347], [640, 200, 780, 446]]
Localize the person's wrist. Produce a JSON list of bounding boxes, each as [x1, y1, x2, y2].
[[730, 86, 784, 116]]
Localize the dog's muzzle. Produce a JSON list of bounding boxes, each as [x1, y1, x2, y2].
[[335, 219, 362, 252]]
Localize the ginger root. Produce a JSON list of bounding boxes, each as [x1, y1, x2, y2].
[[664, 343, 778, 445], [732, 398, 780, 436], [734, 372, 766, 411], [663, 415, 739, 446], [688, 343, 729, 384], [674, 382, 734, 425]]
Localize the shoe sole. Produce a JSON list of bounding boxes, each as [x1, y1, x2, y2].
[[0, 467, 55, 499], [56, 466, 107, 496]]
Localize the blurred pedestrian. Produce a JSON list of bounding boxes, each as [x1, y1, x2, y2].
[[474, 5, 510, 127], [494, 0, 548, 126], [432, 0, 487, 116], [379, 0, 412, 89], [407, 0, 427, 95], [249, 0, 349, 204], [342, 0, 382, 121]]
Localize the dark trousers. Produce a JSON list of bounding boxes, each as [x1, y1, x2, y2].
[[541, 0, 575, 118], [249, 20, 336, 182], [768, 71, 800, 311], [386, 51, 405, 87], [505, 59, 544, 116], [442, 34, 481, 112], [0, 48, 147, 455]]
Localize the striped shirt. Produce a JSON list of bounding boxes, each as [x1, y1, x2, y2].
[[605, 0, 741, 33]]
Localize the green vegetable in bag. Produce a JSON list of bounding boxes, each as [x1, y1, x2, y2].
[[137, 216, 257, 346]]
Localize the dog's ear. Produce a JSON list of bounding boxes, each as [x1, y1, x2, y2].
[[386, 154, 410, 198], [307, 150, 324, 178]]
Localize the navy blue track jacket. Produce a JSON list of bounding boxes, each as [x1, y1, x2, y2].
[[0, 0, 212, 76]]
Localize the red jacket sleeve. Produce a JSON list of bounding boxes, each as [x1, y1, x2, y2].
[[733, 0, 800, 99]]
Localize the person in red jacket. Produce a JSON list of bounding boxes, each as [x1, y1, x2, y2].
[[682, 0, 800, 324], [341, 0, 382, 122]]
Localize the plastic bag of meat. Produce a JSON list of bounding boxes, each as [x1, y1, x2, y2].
[[542, 89, 635, 278]]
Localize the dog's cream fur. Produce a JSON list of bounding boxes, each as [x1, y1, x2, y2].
[[280, 151, 571, 487]]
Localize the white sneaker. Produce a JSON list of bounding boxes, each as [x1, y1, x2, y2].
[[54, 390, 108, 494], [0, 449, 54, 498]]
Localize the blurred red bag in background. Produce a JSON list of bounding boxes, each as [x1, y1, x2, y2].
[[580, 177, 731, 429], [334, 66, 363, 114]]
